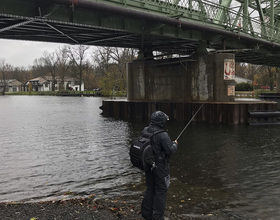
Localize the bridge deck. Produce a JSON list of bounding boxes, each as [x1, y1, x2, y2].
[[1, 0, 280, 66]]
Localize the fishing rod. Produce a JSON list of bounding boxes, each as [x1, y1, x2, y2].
[[175, 103, 205, 141]]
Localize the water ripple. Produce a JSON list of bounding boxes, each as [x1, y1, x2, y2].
[[2, 96, 280, 219], [0, 96, 134, 202]]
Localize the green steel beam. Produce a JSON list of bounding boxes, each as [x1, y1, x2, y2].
[[1, 0, 280, 43], [243, 0, 249, 32], [214, 0, 232, 25], [270, 0, 274, 38], [232, 4, 243, 28], [1, 0, 280, 66], [95, 0, 280, 44]]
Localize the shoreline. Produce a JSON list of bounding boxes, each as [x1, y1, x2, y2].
[[0, 195, 141, 220], [0, 195, 230, 220]]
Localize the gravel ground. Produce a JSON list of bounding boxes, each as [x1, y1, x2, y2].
[[0, 195, 142, 220], [0, 195, 231, 220]]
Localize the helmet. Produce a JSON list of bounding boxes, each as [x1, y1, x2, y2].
[[150, 111, 169, 128]]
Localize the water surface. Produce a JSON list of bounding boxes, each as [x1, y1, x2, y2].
[[1, 96, 280, 219]]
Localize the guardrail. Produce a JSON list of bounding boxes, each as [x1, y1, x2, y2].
[[103, 0, 280, 44], [235, 91, 255, 98]]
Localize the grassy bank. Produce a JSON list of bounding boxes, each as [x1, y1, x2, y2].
[[5, 90, 126, 97], [7, 91, 58, 96]]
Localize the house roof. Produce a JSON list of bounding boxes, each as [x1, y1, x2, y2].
[[29, 77, 48, 83], [28, 76, 78, 83], [0, 79, 23, 86], [43, 76, 78, 82], [10, 79, 23, 86]]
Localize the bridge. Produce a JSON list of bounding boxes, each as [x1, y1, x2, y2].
[[1, 0, 279, 123], [1, 0, 280, 66]]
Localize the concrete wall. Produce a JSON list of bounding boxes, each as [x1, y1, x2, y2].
[[127, 59, 192, 102], [127, 53, 235, 102], [192, 53, 235, 102], [102, 100, 278, 124]]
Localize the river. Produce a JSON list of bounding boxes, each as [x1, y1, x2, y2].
[[1, 96, 280, 219]]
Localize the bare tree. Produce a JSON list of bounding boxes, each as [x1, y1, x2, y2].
[[93, 47, 112, 77], [254, 65, 273, 89], [11, 67, 30, 84], [276, 67, 280, 93], [93, 47, 137, 93], [267, 66, 277, 91], [235, 63, 248, 78], [83, 64, 96, 90], [66, 45, 90, 91], [41, 51, 59, 91], [0, 60, 13, 95], [56, 46, 70, 90], [0, 59, 7, 95], [32, 57, 48, 78]]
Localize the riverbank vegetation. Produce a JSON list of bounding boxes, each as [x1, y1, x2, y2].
[[1, 46, 280, 98], [6, 89, 127, 97], [0, 46, 136, 96], [236, 63, 279, 91]]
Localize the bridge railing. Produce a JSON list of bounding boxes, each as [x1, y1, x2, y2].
[[103, 0, 280, 44]]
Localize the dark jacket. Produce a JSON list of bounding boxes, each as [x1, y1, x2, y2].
[[144, 111, 177, 170], [141, 111, 177, 220]]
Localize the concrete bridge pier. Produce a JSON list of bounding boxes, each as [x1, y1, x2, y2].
[[127, 53, 235, 102], [101, 53, 278, 124]]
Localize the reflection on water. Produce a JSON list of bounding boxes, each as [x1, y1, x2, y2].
[[167, 123, 280, 219], [0, 96, 140, 202], [1, 96, 280, 219]]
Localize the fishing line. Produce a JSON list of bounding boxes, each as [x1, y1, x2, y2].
[[175, 103, 205, 141]]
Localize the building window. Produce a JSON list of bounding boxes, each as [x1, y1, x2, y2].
[[13, 87, 17, 92]]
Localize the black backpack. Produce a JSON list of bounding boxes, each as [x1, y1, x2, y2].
[[129, 128, 164, 171]]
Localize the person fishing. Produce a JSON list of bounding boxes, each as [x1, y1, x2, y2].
[[141, 111, 178, 220]]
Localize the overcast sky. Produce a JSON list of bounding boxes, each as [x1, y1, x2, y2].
[[0, 39, 66, 68]]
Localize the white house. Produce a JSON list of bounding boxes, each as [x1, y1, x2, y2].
[[235, 76, 252, 84], [0, 79, 23, 93], [25, 76, 84, 92]]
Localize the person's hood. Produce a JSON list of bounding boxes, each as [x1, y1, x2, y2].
[[150, 111, 169, 128]]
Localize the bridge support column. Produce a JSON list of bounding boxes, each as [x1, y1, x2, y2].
[[276, 72, 280, 93], [127, 57, 192, 102], [127, 53, 235, 102], [192, 53, 235, 102]]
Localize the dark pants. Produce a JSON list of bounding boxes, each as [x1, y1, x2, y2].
[[141, 165, 170, 220]]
